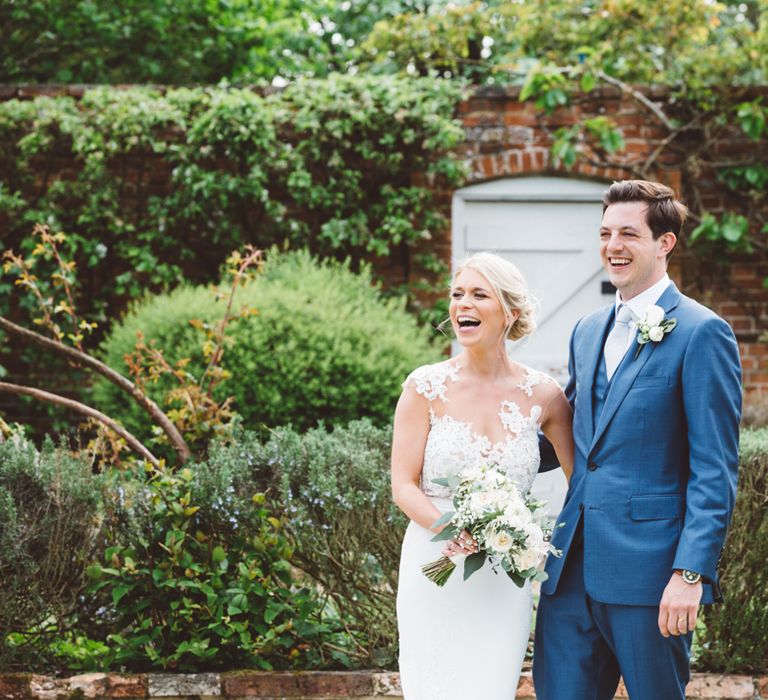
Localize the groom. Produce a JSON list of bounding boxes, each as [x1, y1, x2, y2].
[[533, 180, 742, 699]]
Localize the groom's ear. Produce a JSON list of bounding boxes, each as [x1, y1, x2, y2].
[[658, 231, 677, 259]]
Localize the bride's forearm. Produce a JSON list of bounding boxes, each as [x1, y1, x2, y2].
[[393, 483, 445, 532]]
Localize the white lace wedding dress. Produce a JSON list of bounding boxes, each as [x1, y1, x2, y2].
[[396, 360, 556, 700]]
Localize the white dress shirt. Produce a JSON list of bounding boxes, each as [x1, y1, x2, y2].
[[612, 273, 671, 359]]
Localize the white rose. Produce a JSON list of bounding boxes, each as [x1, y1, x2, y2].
[[468, 491, 496, 515], [488, 529, 514, 554], [502, 502, 528, 526], [648, 325, 665, 342], [513, 548, 540, 572], [644, 305, 665, 327]]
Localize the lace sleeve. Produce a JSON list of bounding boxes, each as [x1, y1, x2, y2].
[[402, 362, 460, 404], [516, 366, 561, 398]]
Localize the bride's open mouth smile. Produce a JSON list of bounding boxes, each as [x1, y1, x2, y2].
[[456, 315, 481, 333]]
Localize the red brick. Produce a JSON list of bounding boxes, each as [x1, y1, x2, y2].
[[222, 671, 372, 697], [222, 672, 299, 696], [516, 672, 536, 699], [742, 356, 758, 371], [0, 675, 31, 700], [614, 677, 629, 697], [106, 675, 147, 698], [732, 264, 759, 280], [298, 672, 372, 696], [731, 318, 756, 332], [522, 150, 534, 172]]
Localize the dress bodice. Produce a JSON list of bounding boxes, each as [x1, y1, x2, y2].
[[403, 360, 559, 499]]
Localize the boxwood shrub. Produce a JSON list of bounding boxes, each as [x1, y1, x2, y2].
[[93, 249, 441, 443]]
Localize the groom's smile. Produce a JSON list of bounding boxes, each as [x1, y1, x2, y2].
[[599, 200, 676, 302]]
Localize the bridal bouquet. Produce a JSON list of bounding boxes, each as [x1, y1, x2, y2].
[[422, 464, 560, 587]]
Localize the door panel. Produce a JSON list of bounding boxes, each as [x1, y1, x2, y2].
[[452, 176, 613, 382]]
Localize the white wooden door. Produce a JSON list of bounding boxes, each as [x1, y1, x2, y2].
[[451, 176, 613, 383], [451, 176, 613, 511]]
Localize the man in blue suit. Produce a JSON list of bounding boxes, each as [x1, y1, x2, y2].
[[533, 180, 742, 699]]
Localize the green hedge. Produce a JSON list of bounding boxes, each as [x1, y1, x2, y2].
[[696, 427, 768, 673], [94, 249, 441, 441], [0, 431, 105, 671], [202, 420, 405, 668], [2, 423, 765, 674], [0, 77, 465, 318]]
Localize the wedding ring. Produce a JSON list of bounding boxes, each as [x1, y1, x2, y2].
[[677, 616, 687, 621]]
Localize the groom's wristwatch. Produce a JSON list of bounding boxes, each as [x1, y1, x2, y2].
[[674, 569, 702, 585]]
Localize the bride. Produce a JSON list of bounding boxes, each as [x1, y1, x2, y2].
[[392, 252, 574, 699]]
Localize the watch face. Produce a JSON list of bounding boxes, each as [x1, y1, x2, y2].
[[682, 570, 701, 584]]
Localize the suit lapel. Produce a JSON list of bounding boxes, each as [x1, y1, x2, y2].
[[589, 282, 683, 454], [579, 305, 614, 442]]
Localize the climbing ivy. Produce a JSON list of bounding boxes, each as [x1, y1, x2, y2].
[[0, 75, 466, 323]]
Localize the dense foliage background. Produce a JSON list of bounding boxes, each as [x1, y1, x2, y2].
[[1, 0, 767, 677], [2, 1, 764, 87]]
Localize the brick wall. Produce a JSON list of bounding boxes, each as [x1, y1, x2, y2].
[[1, 84, 766, 409], [449, 84, 768, 409], [0, 671, 766, 700]]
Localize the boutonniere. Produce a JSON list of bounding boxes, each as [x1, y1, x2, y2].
[[634, 304, 677, 359]]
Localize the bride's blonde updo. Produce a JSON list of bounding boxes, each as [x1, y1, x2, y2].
[[454, 252, 537, 341]]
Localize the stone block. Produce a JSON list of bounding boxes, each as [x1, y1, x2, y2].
[[66, 675, 108, 699], [686, 673, 755, 699], [371, 673, 400, 697], [757, 675, 768, 698], [149, 674, 220, 697], [29, 676, 66, 700]]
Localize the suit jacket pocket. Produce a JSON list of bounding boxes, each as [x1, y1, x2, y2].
[[631, 375, 670, 388], [630, 494, 685, 520]]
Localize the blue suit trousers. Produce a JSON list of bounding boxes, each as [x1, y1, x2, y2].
[[533, 524, 692, 700]]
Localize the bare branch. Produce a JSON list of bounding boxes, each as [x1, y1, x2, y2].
[[0, 315, 191, 463], [0, 381, 160, 467], [596, 71, 675, 131]]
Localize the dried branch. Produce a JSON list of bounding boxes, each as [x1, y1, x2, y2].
[[0, 315, 191, 463], [0, 381, 159, 467], [596, 70, 675, 131]]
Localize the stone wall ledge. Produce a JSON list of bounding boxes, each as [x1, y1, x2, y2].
[[1, 671, 766, 700]]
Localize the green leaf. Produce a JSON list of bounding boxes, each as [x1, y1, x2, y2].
[[462, 552, 486, 581], [264, 599, 284, 624], [430, 525, 458, 542], [85, 564, 102, 580], [112, 585, 131, 606], [580, 71, 596, 93], [430, 511, 455, 529]]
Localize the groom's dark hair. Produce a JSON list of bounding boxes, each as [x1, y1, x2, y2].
[[602, 180, 688, 240]]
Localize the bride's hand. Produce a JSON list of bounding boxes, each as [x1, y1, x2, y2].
[[442, 529, 478, 557]]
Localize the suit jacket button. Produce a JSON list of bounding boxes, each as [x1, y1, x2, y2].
[[587, 461, 598, 471]]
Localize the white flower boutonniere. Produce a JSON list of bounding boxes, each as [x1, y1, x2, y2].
[[634, 304, 677, 359]]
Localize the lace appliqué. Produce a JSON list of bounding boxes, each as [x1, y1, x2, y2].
[[403, 361, 460, 403], [403, 363, 554, 500], [516, 367, 558, 397]]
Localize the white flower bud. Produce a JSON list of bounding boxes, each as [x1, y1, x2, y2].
[[644, 305, 665, 327], [649, 326, 665, 342]]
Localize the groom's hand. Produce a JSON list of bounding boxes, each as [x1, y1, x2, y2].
[[658, 574, 702, 637]]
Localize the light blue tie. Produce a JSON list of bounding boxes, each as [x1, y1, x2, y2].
[[604, 304, 634, 380]]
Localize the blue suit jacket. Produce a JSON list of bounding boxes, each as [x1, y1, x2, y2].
[[541, 282, 742, 606]]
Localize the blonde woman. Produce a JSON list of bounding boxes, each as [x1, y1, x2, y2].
[[392, 252, 573, 699]]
